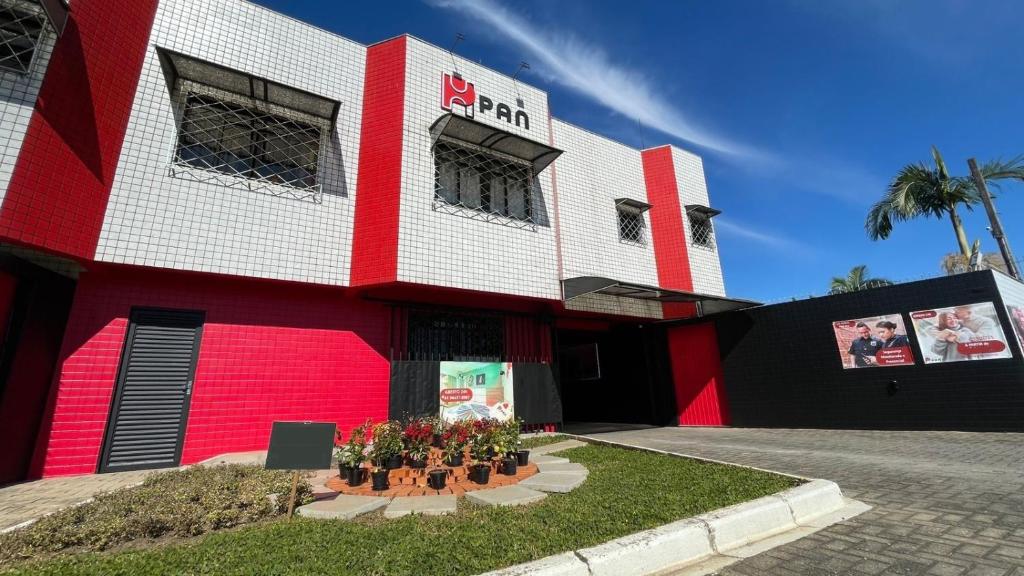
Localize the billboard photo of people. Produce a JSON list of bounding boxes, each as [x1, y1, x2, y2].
[[833, 314, 915, 369], [910, 302, 1012, 364]]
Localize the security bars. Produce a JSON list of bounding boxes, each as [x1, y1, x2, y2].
[[688, 213, 715, 248], [617, 205, 646, 246], [0, 0, 47, 75], [171, 86, 325, 201], [433, 137, 536, 230]]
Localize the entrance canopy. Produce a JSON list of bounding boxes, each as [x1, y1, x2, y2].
[[562, 276, 759, 317], [430, 113, 562, 174]]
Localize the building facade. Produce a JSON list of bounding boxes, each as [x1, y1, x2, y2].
[[0, 0, 745, 482]]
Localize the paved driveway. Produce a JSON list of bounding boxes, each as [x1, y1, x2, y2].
[[581, 427, 1024, 576]]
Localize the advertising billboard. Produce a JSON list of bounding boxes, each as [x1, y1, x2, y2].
[[993, 271, 1024, 356], [439, 362, 514, 423], [910, 302, 1012, 364], [833, 314, 915, 369]]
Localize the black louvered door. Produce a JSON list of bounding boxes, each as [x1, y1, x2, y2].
[[99, 309, 204, 473]]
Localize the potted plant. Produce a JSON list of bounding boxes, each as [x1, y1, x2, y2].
[[469, 457, 491, 485], [442, 419, 471, 467], [403, 418, 433, 468], [370, 466, 389, 491], [335, 420, 370, 486], [506, 418, 530, 465], [427, 468, 448, 490], [471, 418, 499, 460], [494, 419, 518, 475], [426, 416, 445, 448], [371, 421, 404, 469]]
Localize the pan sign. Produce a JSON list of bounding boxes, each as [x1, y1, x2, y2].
[[264, 421, 335, 471], [441, 73, 530, 130]]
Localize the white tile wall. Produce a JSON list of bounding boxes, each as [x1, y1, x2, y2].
[[671, 147, 726, 296], [0, 9, 56, 202], [95, 0, 366, 286], [396, 36, 560, 300]]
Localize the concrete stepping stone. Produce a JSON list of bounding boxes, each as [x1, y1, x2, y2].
[[530, 439, 587, 455], [519, 471, 588, 493], [384, 495, 457, 518], [296, 495, 390, 520], [465, 485, 548, 507], [530, 454, 570, 465], [536, 462, 589, 475]]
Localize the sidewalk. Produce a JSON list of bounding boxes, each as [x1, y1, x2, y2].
[[0, 470, 154, 532]]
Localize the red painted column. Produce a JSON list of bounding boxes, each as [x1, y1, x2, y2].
[[641, 146, 694, 296], [0, 0, 159, 260], [350, 36, 407, 286], [667, 323, 729, 426]]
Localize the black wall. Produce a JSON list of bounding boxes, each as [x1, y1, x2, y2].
[[712, 271, 1024, 432]]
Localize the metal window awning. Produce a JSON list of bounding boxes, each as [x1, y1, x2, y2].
[[156, 48, 341, 122], [685, 204, 722, 218], [40, 0, 69, 36], [615, 198, 651, 212], [430, 113, 563, 174], [562, 276, 760, 316]]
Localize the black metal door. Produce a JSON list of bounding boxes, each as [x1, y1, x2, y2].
[[99, 308, 204, 473]]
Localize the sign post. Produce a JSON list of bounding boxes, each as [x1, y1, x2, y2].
[[264, 421, 336, 520]]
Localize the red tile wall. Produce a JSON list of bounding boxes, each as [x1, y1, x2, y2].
[[0, 0, 158, 260], [31, 266, 391, 477], [667, 322, 729, 426], [641, 146, 694, 295], [350, 36, 407, 286]]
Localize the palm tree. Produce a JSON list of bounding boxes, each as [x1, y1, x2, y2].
[[866, 147, 1024, 258], [829, 265, 893, 294]]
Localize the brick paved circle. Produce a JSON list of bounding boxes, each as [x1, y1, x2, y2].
[[582, 427, 1024, 576]]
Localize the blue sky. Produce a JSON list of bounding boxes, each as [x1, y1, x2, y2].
[[256, 0, 1024, 303]]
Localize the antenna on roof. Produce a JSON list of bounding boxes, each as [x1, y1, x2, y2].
[[448, 33, 465, 77], [512, 61, 530, 107], [636, 117, 646, 149]]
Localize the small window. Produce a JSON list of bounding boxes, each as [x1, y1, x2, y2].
[[434, 138, 534, 226], [617, 205, 646, 245], [174, 92, 322, 191], [688, 213, 714, 248], [0, 0, 47, 75]]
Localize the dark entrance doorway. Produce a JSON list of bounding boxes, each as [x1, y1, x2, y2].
[[556, 323, 676, 426], [99, 308, 204, 473]]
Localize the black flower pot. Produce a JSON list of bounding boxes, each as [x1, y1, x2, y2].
[[432, 433, 443, 448], [501, 457, 517, 476], [344, 465, 365, 486], [484, 447, 495, 459], [386, 454, 404, 469], [409, 456, 427, 469], [445, 453, 464, 467], [516, 450, 530, 466], [472, 464, 491, 485], [371, 470, 390, 491], [427, 469, 448, 490]]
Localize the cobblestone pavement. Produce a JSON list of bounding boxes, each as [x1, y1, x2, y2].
[[582, 427, 1024, 576], [0, 470, 154, 532]]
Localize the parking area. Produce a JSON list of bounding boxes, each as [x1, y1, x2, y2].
[[582, 427, 1024, 576]]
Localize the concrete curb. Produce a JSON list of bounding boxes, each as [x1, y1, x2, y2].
[[478, 477, 868, 576]]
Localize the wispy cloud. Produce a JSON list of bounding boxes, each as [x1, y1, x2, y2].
[[714, 219, 816, 255], [427, 0, 759, 159]]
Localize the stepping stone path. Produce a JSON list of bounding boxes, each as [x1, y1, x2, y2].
[[297, 437, 589, 520]]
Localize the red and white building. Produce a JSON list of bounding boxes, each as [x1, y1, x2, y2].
[[0, 0, 752, 482]]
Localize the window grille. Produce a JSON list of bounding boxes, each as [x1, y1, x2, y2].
[[689, 213, 715, 248], [405, 310, 504, 361], [617, 205, 646, 245], [0, 0, 46, 75], [172, 90, 323, 198], [433, 137, 535, 229]]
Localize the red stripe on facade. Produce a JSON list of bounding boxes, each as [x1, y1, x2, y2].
[[31, 267, 391, 477], [0, 0, 158, 260], [350, 36, 407, 286], [641, 146, 694, 294], [667, 323, 729, 426]]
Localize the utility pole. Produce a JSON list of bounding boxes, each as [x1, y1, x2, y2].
[[968, 158, 1022, 281]]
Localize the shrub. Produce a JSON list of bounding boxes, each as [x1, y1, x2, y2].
[[334, 419, 371, 468], [0, 464, 312, 566], [402, 418, 434, 461], [369, 420, 403, 463]]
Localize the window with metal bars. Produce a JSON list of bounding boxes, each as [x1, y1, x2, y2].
[[617, 205, 646, 245], [173, 92, 322, 192], [0, 0, 46, 75], [688, 213, 715, 248], [405, 310, 504, 361], [433, 138, 534, 227]]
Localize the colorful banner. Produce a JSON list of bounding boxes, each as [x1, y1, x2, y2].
[[833, 314, 915, 369], [439, 362, 514, 423], [993, 272, 1024, 356], [910, 302, 1012, 364]]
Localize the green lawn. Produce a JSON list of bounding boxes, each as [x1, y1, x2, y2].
[[519, 433, 569, 449], [2, 443, 796, 576]]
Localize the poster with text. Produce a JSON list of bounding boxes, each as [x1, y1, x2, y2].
[[1004, 299, 1024, 355], [439, 362, 514, 423], [833, 314, 915, 369], [910, 302, 1012, 364]]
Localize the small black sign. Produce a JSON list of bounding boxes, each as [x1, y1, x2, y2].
[[264, 421, 335, 470]]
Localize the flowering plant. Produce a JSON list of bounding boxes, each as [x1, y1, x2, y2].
[[442, 419, 473, 461], [334, 419, 371, 468], [369, 420, 403, 462], [403, 418, 434, 460], [497, 417, 523, 455], [469, 418, 500, 461]]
